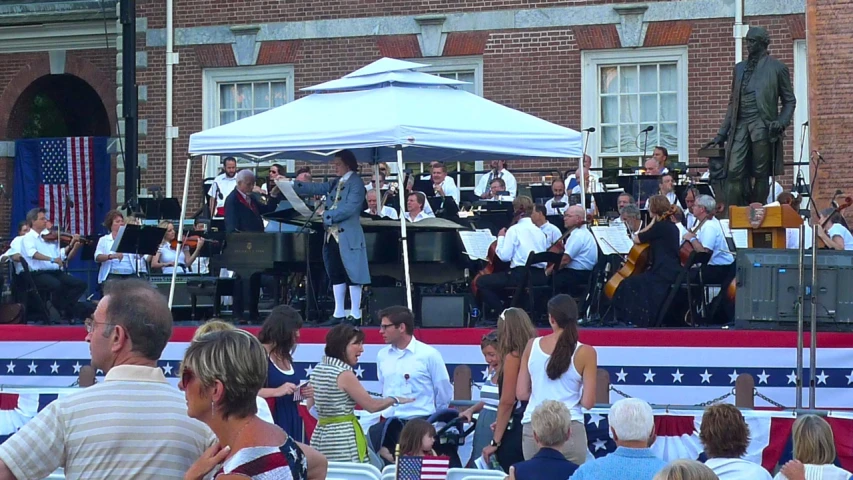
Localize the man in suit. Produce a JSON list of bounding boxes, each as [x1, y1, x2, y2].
[[224, 169, 278, 321], [290, 149, 370, 326], [708, 26, 796, 207], [224, 169, 277, 233]]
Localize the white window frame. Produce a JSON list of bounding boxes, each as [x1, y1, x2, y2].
[[793, 40, 810, 184], [402, 56, 485, 189], [201, 65, 296, 178], [581, 46, 689, 170]]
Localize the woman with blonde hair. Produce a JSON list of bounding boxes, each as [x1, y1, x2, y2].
[[151, 220, 204, 274], [654, 460, 719, 480], [479, 307, 538, 471], [775, 414, 851, 480]]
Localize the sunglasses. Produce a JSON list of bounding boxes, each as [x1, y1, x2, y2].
[[179, 365, 195, 390], [482, 331, 498, 342]]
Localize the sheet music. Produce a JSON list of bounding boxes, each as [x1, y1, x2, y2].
[[275, 179, 313, 217], [458, 229, 496, 261], [720, 219, 749, 249], [591, 225, 633, 255]]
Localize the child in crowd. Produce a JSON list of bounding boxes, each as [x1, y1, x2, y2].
[[397, 419, 437, 458]]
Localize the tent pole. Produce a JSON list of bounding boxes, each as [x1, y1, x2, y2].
[[169, 155, 192, 309], [396, 145, 413, 310]]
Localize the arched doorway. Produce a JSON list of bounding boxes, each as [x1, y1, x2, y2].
[[7, 74, 110, 139]]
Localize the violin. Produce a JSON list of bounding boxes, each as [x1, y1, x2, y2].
[[42, 228, 92, 247], [169, 235, 219, 250], [604, 207, 676, 299]]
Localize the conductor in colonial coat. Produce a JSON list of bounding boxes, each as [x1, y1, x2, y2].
[[292, 149, 370, 325], [707, 26, 796, 207]]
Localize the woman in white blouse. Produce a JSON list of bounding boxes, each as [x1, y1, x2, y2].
[[775, 414, 852, 480], [151, 220, 204, 274], [816, 208, 853, 251], [94, 210, 148, 284]]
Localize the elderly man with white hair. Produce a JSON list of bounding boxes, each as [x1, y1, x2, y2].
[[509, 400, 579, 480], [224, 169, 278, 233], [569, 398, 666, 480]]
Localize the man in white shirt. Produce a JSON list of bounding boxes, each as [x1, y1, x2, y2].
[[0, 221, 29, 274], [21, 208, 87, 321], [430, 162, 460, 205], [684, 194, 736, 322], [484, 177, 514, 202], [532, 205, 562, 246], [545, 179, 569, 216], [475, 160, 517, 199], [365, 189, 398, 219], [207, 156, 238, 218], [472, 196, 548, 324], [403, 191, 434, 223], [370, 305, 453, 464], [683, 187, 700, 229], [644, 173, 677, 209], [552, 206, 598, 296]]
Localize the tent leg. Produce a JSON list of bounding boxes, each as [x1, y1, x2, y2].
[[396, 146, 413, 311], [169, 155, 192, 309]]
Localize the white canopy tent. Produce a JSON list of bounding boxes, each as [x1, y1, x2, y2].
[[178, 58, 583, 310]]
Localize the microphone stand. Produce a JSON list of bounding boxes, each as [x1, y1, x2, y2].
[[579, 129, 593, 212], [295, 186, 323, 323], [641, 128, 651, 164]]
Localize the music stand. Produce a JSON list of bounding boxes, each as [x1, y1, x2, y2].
[[616, 175, 660, 207], [529, 185, 552, 204], [112, 224, 166, 278], [593, 192, 622, 218], [413, 178, 433, 195]]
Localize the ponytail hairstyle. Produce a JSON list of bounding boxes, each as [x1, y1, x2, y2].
[[545, 294, 580, 380]]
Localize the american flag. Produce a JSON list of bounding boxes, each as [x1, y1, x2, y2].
[[396, 455, 450, 480], [39, 137, 94, 235]]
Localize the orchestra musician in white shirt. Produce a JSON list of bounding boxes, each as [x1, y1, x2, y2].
[[644, 173, 677, 210], [550, 205, 598, 296], [430, 162, 460, 206], [94, 210, 149, 285], [544, 179, 568, 216], [475, 160, 517, 199], [472, 196, 548, 324], [403, 191, 435, 223], [0, 221, 29, 275], [207, 156, 238, 218], [484, 177, 514, 202], [531, 205, 562, 246], [365, 189, 399, 220]]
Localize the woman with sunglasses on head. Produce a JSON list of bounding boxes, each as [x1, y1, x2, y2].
[[474, 308, 538, 472], [257, 306, 313, 444], [180, 329, 304, 480], [458, 330, 500, 465], [309, 324, 413, 464]]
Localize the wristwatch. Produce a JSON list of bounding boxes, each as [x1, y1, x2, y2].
[[489, 439, 501, 448]]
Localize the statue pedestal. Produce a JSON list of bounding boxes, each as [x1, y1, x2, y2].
[[697, 146, 727, 217]]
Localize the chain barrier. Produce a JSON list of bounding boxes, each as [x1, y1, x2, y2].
[[754, 388, 787, 409], [694, 389, 734, 407], [609, 385, 634, 399]]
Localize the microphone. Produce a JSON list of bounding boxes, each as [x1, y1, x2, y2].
[[813, 150, 824, 163], [551, 202, 567, 209], [641, 125, 655, 133], [582, 127, 596, 133], [802, 121, 809, 127]]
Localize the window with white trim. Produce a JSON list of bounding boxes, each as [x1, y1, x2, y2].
[[201, 65, 296, 178], [581, 47, 688, 174], [401, 56, 484, 189]]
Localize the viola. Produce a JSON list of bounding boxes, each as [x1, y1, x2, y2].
[[604, 208, 676, 299]]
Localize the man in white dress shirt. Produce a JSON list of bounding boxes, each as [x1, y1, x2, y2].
[[532, 205, 562, 246], [550, 205, 598, 296], [365, 190, 398, 219], [472, 196, 548, 324], [403, 192, 434, 222], [430, 163, 460, 205], [21, 208, 87, 321], [207, 156, 238, 218], [475, 160, 517, 199], [0, 221, 29, 274], [484, 178, 514, 202], [370, 305, 453, 463], [545, 179, 569, 216], [684, 194, 736, 322], [644, 173, 677, 209]]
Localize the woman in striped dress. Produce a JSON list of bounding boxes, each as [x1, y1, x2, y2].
[[309, 324, 414, 463]]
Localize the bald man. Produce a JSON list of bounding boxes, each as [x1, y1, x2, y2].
[[552, 205, 598, 296]]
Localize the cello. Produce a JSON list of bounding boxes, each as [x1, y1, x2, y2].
[[604, 207, 676, 299], [470, 209, 524, 298]]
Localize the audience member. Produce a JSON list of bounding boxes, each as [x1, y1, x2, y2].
[[258, 306, 313, 443], [654, 459, 719, 480], [458, 331, 501, 464], [570, 398, 666, 480], [0, 279, 211, 479], [398, 419, 437, 457], [191, 320, 274, 424], [180, 329, 326, 480], [509, 400, 578, 480], [817, 207, 853, 251], [310, 324, 412, 463], [517, 295, 596, 464], [369, 306, 452, 464], [480, 308, 537, 471], [700, 404, 771, 480], [773, 414, 851, 480]]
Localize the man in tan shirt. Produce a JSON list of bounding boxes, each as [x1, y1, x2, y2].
[[0, 280, 213, 480]]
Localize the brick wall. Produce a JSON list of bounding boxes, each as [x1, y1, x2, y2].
[[807, 0, 853, 215]]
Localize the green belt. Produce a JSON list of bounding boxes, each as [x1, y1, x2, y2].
[[318, 413, 367, 462]]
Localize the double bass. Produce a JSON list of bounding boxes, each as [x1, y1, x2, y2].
[[604, 208, 676, 299]]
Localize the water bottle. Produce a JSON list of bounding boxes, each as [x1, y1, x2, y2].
[[489, 454, 501, 471]]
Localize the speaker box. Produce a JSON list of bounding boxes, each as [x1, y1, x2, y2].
[[419, 294, 469, 328], [367, 287, 408, 325]]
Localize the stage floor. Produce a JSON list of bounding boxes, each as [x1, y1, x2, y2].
[[2, 325, 852, 408]]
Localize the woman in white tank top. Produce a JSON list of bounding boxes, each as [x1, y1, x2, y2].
[[516, 294, 597, 465]]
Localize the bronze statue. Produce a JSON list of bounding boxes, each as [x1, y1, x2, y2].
[[706, 26, 796, 207]]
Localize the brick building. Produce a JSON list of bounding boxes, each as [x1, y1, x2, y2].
[[0, 0, 830, 235]]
